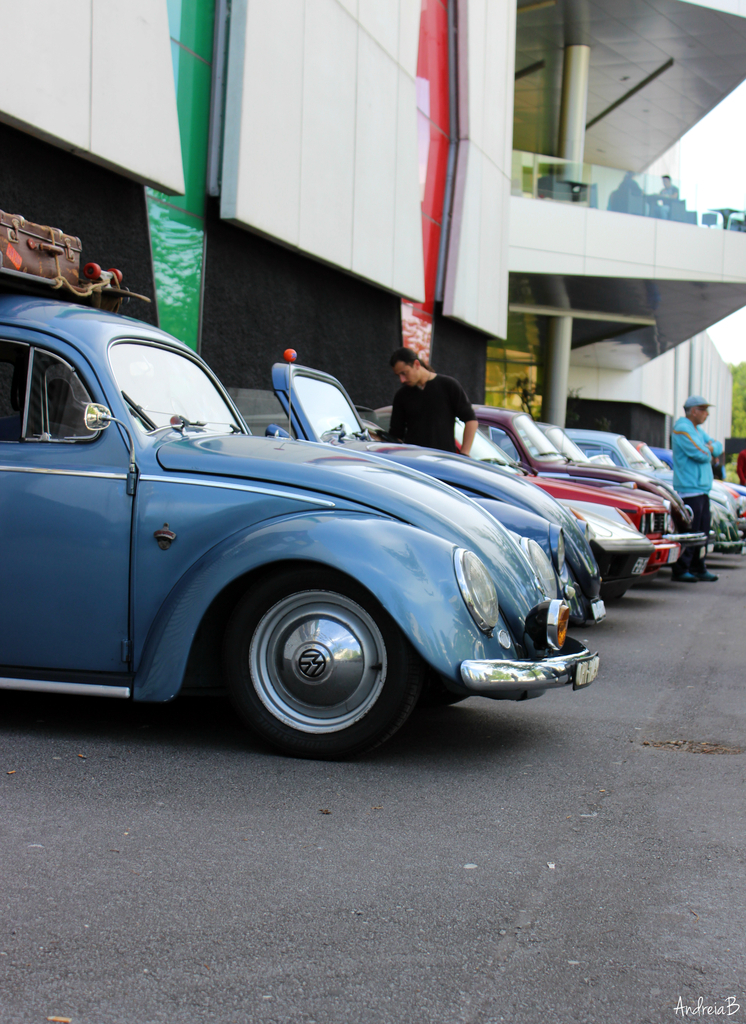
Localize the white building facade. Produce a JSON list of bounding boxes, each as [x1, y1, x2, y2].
[[0, 0, 743, 437]]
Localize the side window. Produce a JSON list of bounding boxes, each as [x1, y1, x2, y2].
[[596, 444, 623, 466], [0, 341, 30, 442], [488, 426, 520, 462], [24, 349, 94, 442]]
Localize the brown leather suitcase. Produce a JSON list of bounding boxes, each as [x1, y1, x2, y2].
[[0, 211, 81, 286]]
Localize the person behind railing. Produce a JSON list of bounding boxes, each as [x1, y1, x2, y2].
[[657, 175, 680, 220], [607, 171, 642, 213], [659, 175, 679, 200]]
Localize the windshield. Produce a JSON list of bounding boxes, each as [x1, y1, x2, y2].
[[617, 435, 649, 467], [292, 374, 363, 440], [541, 425, 590, 463], [110, 343, 242, 433], [637, 443, 668, 469], [456, 420, 519, 469], [513, 414, 564, 460]]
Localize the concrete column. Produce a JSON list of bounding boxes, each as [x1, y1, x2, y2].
[[558, 44, 590, 181], [542, 316, 573, 426], [688, 337, 695, 397], [539, 47, 588, 426]]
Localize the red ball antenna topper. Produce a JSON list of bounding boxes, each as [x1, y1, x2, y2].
[[284, 350, 297, 436]]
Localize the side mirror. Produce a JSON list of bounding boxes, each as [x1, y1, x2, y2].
[[84, 403, 112, 431], [84, 403, 137, 496]]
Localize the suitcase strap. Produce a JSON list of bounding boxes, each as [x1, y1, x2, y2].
[[49, 274, 151, 304]]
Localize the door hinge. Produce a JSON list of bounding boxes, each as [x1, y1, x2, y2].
[[121, 639, 133, 663]]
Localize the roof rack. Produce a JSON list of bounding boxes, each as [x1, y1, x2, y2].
[[0, 265, 151, 313]]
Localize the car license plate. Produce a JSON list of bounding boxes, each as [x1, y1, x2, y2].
[[631, 557, 647, 574], [590, 597, 606, 622], [666, 546, 678, 564], [574, 653, 599, 690]]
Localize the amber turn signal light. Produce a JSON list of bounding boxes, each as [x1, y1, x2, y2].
[[556, 603, 570, 648]]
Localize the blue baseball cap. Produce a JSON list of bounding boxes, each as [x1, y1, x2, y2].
[[683, 395, 713, 409]]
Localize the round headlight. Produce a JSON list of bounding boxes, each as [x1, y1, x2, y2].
[[454, 549, 499, 634], [521, 537, 559, 599]]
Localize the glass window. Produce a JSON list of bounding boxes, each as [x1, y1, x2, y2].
[[488, 426, 520, 462], [604, 447, 624, 466], [456, 420, 517, 467], [542, 425, 590, 463], [110, 342, 241, 434], [617, 436, 649, 467], [24, 349, 94, 442], [637, 443, 667, 469], [292, 374, 362, 440], [513, 414, 563, 460], [0, 341, 29, 442]]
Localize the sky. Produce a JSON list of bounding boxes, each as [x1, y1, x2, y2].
[[678, 79, 746, 366]]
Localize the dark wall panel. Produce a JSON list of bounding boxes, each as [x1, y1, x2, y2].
[[567, 397, 666, 446], [201, 203, 404, 408], [431, 307, 488, 405], [0, 122, 156, 324]]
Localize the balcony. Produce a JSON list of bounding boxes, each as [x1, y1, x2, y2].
[[511, 151, 746, 233]]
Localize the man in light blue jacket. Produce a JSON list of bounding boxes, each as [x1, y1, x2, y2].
[[671, 395, 723, 582]]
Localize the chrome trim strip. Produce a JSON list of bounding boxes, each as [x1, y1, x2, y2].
[[460, 643, 598, 692], [0, 678, 131, 699], [140, 474, 335, 507], [0, 466, 126, 480], [662, 532, 707, 544]]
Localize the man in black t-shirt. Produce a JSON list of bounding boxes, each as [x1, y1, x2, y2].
[[388, 347, 478, 455]]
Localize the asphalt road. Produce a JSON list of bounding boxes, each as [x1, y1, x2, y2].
[[2, 555, 745, 1024]]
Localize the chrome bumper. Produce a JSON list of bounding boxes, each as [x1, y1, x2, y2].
[[662, 532, 707, 547], [714, 539, 745, 553], [460, 637, 598, 695]]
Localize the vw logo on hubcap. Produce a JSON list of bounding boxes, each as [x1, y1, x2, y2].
[[297, 644, 329, 680]]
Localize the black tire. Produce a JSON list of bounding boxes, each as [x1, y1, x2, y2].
[[222, 567, 424, 759]]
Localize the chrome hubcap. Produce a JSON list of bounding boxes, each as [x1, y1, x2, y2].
[[249, 591, 387, 734]]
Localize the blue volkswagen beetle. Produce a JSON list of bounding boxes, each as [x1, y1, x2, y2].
[[0, 296, 598, 758], [254, 361, 604, 625]]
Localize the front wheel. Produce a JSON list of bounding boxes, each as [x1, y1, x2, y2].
[[223, 568, 424, 759]]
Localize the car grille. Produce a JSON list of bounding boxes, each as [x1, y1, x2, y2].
[[642, 511, 667, 534]]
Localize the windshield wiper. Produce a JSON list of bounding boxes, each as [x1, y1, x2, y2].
[[320, 423, 347, 442], [122, 391, 157, 431], [172, 415, 207, 428]]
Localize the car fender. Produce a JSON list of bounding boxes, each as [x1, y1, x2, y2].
[[133, 511, 503, 702]]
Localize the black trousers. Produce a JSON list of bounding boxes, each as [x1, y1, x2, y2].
[[674, 493, 710, 574]]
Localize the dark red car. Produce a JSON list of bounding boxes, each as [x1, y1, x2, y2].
[[475, 406, 693, 532]]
